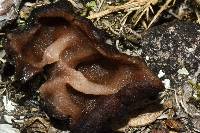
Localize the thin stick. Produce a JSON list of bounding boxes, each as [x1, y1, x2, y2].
[[87, 0, 147, 19], [147, 0, 173, 28]]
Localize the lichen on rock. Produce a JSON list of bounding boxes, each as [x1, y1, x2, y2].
[[141, 21, 200, 88]]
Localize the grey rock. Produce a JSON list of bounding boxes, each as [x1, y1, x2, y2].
[[141, 21, 200, 88], [140, 21, 200, 132]]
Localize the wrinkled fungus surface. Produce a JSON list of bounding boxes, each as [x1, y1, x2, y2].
[[6, 1, 164, 132]]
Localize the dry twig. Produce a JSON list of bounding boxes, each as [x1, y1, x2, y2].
[[87, 0, 156, 19], [148, 0, 175, 28], [195, 9, 200, 24], [67, 0, 83, 9], [88, 0, 176, 28]]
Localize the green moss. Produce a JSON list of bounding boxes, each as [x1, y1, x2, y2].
[[189, 80, 200, 98], [86, 1, 97, 10], [189, 80, 200, 108]]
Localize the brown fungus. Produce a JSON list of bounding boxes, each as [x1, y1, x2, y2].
[[6, 0, 164, 132]]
